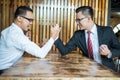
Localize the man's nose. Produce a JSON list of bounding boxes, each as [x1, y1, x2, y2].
[[29, 21, 33, 25], [76, 21, 80, 25]]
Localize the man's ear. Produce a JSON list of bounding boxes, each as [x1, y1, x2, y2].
[[17, 16, 22, 22]]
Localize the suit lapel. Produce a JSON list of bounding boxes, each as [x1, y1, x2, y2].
[[79, 31, 88, 52], [97, 26, 103, 46]]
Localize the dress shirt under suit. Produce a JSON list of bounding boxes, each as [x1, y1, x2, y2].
[[54, 24, 120, 71]]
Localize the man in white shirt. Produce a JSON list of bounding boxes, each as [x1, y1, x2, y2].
[[0, 6, 61, 75]]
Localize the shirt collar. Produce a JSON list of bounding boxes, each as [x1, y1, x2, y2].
[[11, 23, 24, 35], [85, 24, 97, 34]]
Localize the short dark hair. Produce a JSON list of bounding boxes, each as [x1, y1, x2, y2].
[[14, 6, 33, 19], [76, 6, 94, 19]]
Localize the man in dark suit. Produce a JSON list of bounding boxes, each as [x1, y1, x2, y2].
[[54, 6, 120, 71]]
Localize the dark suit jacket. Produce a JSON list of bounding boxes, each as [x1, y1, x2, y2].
[[54, 24, 120, 71]]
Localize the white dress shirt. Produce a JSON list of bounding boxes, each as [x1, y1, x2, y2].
[[0, 23, 55, 70], [85, 24, 102, 64]]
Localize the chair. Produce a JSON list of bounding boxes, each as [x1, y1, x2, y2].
[[114, 57, 120, 72]]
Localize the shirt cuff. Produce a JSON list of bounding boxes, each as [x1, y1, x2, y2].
[[49, 37, 55, 44], [54, 36, 58, 41], [107, 53, 112, 58]]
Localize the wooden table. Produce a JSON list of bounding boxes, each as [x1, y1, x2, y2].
[[0, 52, 120, 80]]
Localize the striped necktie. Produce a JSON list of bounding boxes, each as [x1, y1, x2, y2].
[[87, 31, 94, 59]]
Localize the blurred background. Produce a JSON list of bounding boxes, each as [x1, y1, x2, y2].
[[0, 0, 120, 56]]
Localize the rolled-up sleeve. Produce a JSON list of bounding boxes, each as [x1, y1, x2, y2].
[[12, 33, 54, 58], [24, 38, 54, 58]]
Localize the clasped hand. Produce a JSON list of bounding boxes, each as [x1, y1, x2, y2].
[[51, 24, 61, 40], [99, 44, 111, 56]]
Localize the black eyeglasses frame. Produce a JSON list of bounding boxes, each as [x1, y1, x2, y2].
[[75, 17, 86, 22], [21, 16, 34, 22]]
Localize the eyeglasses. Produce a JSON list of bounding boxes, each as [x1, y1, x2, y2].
[[21, 16, 34, 22], [75, 17, 86, 22]]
